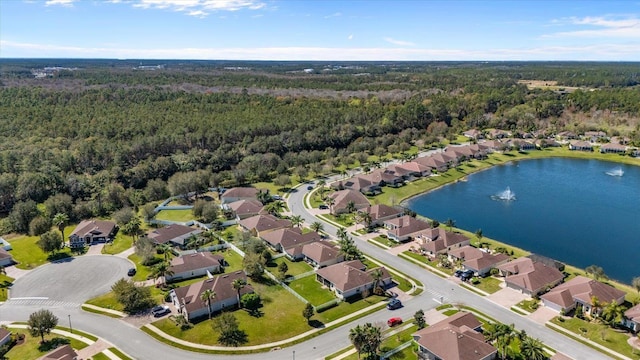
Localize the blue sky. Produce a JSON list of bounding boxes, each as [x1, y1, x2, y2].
[[1, 0, 639, 60]]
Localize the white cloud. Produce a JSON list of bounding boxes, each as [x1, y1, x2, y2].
[[348, 34, 353, 40], [3, 40, 639, 61], [131, 0, 266, 15], [45, 0, 76, 6], [383, 37, 415, 46], [324, 12, 341, 19], [545, 16, 640, 38]]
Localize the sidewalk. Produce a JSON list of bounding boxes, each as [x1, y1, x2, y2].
[[82, 303, 126, 317], [3, 265, 30, 280]]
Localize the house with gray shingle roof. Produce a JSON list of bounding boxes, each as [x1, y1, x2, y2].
[[166, 252, 225, 282], [497, 257, 564, 296], [315, 260, 392, 299], [383, 215, 431, 242], [147, 224, 202, 249], [69, 219, 117, 248], [302, 241, 344, 268], [541, 275, 625, 316], [220, 187, 260, 204]]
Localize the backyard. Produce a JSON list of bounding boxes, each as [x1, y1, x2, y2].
[[287, 274, 336, 306], [3, 328, 88, 360], [271, 256, 313, 277], [155, 209, 194, 223]]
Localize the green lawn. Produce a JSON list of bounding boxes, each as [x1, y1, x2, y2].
[[0, 273, 15, 301], [218, 249, 244, 273], [316, 295, 387, 323], [102, 232, 133, 255], [153, 278, 311, 346], [318, 213, 355, 227], [7, 234, 73, 269], [371, 235, 400, 248], [469, 276, 503, 294], [86, 285, 165, 312], [272, 257, 313, 277], [4, 327, 88, 360], [288, 275, 336, 306], [550, 317, 639, 359], [401, 251, 454, 276], [127, 253, 158, 281], [516, 299, 540, 313], [108, 348, 133, 360], [155, 209, 194, 222], [330, 324, 419, 360], [91, 352, 111, 360]]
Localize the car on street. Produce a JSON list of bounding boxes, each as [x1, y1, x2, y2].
[[387, 317, 403, 327], [152, 305, 171, 317], [387, 298, 402, 310], [307, 186, 314, 190], [127, 268, 136, 276]]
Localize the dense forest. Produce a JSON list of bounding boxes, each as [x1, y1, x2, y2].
[[1, 60, 639, 234]]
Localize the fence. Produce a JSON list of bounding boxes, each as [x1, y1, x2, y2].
[[285, 270, 316, 282], [380, 341, 413, 360]]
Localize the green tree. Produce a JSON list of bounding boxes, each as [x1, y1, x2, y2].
[[240, 293, 261, 313], [52, 212, 69, 241], [349, 324, 367, 360], [520, 336, 548, 360], [414, 309, 426, 329], [264, 201, 285, 217], [444, 218, 456, 231], [29, 216, 51, 236], [310, 221, 324, 233], [213, 312, 247, 347], [370, 268, 384, 295], [290, 215, 304, 228], [28, 309, 58, 343], [601, 301, 625, 326], [200, 289, 216, 320], [474, 228, 483, 245], [122, 217, 142, 241], [274, 174, 290, 188], [585, 265, 607, 281], [346, 201, 356, 214], [134, 237, 156, 265], [261, 249, 273, 265], [633, 276, 640, 293], [152, 261, 174, 285], [111, 278, 154, 314], [303, 302, 315, 323], [243, 253, 264, 280], [325, 197, 335, 214], [362, 323, 382, 358], [8, 200, 39, 234], [277, 261, 288, 280], [37, 231, 63, 255], [113, 207, 135, 226], [231, 278, 247, 308], [158, 243, 173, 262]]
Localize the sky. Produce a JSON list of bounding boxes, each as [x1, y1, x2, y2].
[[1, 0, 639, 61]]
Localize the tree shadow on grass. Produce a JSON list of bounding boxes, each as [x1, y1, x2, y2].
[[308, 319, 325, 329], [49, 253, 72, 263], [38, 337, 70, 352]]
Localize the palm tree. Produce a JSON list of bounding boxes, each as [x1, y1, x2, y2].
[[264, 201, 285, 217], [474, 228, 483, 246], [590, 295, 603, 317], [52, 213, 69, 242], [444, 218, 456, 231], [200, 289, 216, 319], [346, 201, 356, 214], [152, 261, 174, 286], [127, 217, 141, 241], [601, 301, 625, 326], [325, 197, 335, 214], [360, 211, 372, 230], [520, 336, 548, 360], [336, 227, 348, 241], [231, 278, 247, 308], [363, 323, 382, 358], [632, 276, 640, 294], [370, 268, 383, 295], [158, 243, 173, 262], [290, 215, 303, 228], [256, 190, 271, 205], [317, 180, 327, 200], [349, 325, 366, 360], [310, 221, 324, 233]]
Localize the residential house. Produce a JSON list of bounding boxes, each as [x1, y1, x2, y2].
[[541, 276, 625, 316], [488, 129, 510, 139], [69, 220, 117, 247], [147, 224, 202, 249], [556, 131, 577, 140], [497, 257, 564, 296], [327, 189, 371, 214], [302, 241, 344, 268], [227, 199, 264, 220], [367, 169, 404, 187], [508, 139, 536, 151], [413, 311, 497, 360], [37, 344, 78, 360], [220, 187, 260, 204], [535, 139, 561, 148], [0, 248, 14, 267], [166, 252, 225, 282], [331, 175, 381, 195], [414, 155, 449, 172], [260, 227, 321, 260], [480, 140, 507, 152], [583, 131, 607, 142], [316, 260, 392, 299], [0, 328, 11, 347], [387, 162, 431, 180], [359, 204, 403, 227], [610, 136, 630, 145], [463, 129, 483, 140], [383, 215, 431, 242], [448, 246, 510, 277], [172, 271, 254, 321], [599, 143, 626, 154], [568, 141, 593, 151], [238, 214, 291, 237], [467, 144, 489, 159], [417, 228, 470, 257], [623, 303, 640, 333]]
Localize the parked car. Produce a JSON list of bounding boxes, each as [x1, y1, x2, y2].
[[387, 317, 403, 327], [387, 298, 402, 310], [454, 270, 463, 278], [461, 270, 475, 281], [307, 186, 314, 190], [272, 195, 283, 200], [152, 305, 171, 317], [319, 204, 329, 210], [127, 268, 136, 276]]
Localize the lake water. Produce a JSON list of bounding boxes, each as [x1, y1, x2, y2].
[[405, 157, 640, 284]]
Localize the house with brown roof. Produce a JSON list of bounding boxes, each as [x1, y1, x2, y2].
[[147, 224, 202, 249], [383, 215, 431, 242], [315, 260, 392, 299], [417, 228, 470, 256], [37, 344, 78, 360], [414, 155, 449, 172], [463, 129, 483, 140], [488, 129, 510, 139], [541, 276, 625, 316], [448, 246, 510, 277], [166, 252, 225, 282], [227, 199, 264, 220], [220, 187, 260, 204], [480, 140, 507, 152], [0, 248, 14, 267], [260, 227, 322, 260], [497, 257, 564, 296], [556, 131, 577, 140], [388, 161, 432, 180], [568, 141, 593, 151], [238, 214, 291, 237], [328, 189, 371, 214], [69, 219, 117, 248], [302, 241, 344, 268], [359, 204, 403, 227], [172, 271, 254, 321], [366, 169, 404, 187], [413, 311, 497, 360], [599, 143, 626, 154], [623, 303, 640, 333], [0, 328, 11, 347], [507, 139, 536, 151], [583, 131, 607, 142], [331, 175, 381, 195]]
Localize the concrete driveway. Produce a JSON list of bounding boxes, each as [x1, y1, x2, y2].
[[486, 287, 529, 308], [9, 255, 132, 304]]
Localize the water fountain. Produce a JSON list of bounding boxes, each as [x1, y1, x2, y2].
[[492, 186, 516, 201], [605, 167, 624, 177]]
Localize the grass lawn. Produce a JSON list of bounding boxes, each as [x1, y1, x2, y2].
[[469, 276, 503, 294], [155, 209, 194, 222], [86, 285, 165, 312], [316, 295, 387, 323], [218, 249, 244, 273], [4, 327, 88, 360], [550, 317, 639, 359], [516, 299, 540, 313], [371, 236, 400, 248], [331, 324, 418, 360], [91, 352, 111, 360], [288, 275, 336, 306], [0, 273, 15, 301], [271, 257, 313, 277], [6, 234, 73, 269], [153, 277, 311, 346], [318, 213, 354, 228], [108, 347, 133, 360], [401, 252, 454, 276], [102, 232, 133, 255], [127, 253, 158, 281]]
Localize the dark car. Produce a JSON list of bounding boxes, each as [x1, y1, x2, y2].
[[127, 268, 136, 276], [319, 204, 329, 210], [152, 305, 171, 317], [387, 298, 402, 310], [454, 270, 463, 278], [307, 186, 314, 190], [461, 270, 475, 281]]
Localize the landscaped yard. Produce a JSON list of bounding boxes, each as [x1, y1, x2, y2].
[[288, 274, 335, 306], [469, 276, 503, 294], [371, 235, 400, 248], [0, 273, 15, 301], [328, 323, 418, 360], [318, 214, 355, 228], [155, 209, 194, 222], [102, 232, 133, 255], [550, 317, 640, 359], [86, 285, 165, 312], [4, 327, 88, 360], [217, 249, 244, 273], [401, 251, 453, 276], [6, 234, 73, 269], [516, 299, 540, 313], [272, 257, 313, 277], [127, 253, 159, 282], [315, 295, 387, 323]]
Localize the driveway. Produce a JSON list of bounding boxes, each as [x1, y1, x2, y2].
[[528, 306, 558, 324], [486, 287, 528, 308], [9, 255, 132, 304]]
